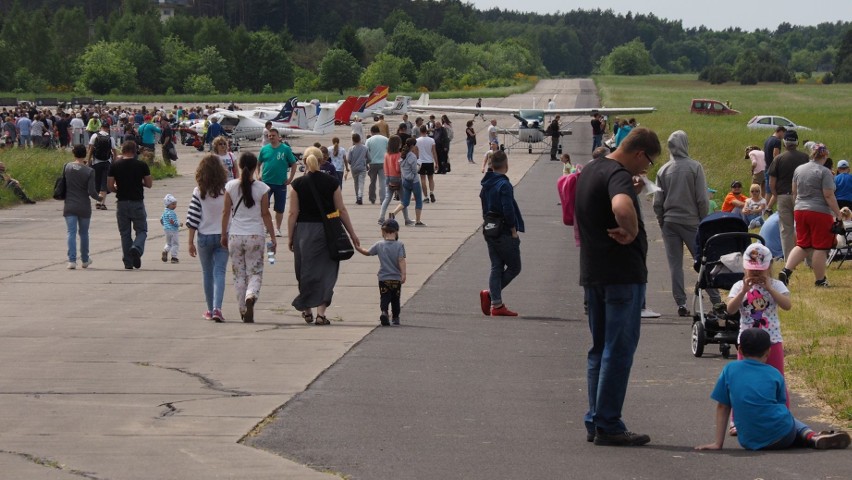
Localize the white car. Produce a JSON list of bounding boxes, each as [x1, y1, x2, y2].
[[746, 115, 811, 131]]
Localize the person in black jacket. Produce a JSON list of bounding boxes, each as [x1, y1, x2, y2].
[[547, 115, 562, 160]]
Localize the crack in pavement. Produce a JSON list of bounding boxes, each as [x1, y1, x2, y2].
[[0, 450, 105, 479], [134, 362, 252, 397]]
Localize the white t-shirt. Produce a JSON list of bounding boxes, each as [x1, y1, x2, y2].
[[69, 117, 85, 133], [487, 124, 498, 144], [328, 145, 347, 171], [749, 150, 766, 174], [224, 179, 270, 236], [416, 136, 435, 164], [729, 278, 789, 344], [744, 197, 766, 214]]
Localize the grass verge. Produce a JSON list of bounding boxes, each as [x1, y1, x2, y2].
[[597, 74, 851, 426], [0, 148, 176, 208]]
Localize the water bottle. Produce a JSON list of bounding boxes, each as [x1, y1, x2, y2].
[[266, 241, 275, 265]]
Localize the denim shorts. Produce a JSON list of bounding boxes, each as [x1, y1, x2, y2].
[[267, 183, 287, 213]]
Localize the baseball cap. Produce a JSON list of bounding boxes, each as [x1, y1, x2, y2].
[[739, 328, 771, 357], [743, 243, 772, 271], [730, 180, 742, 188], [838, 159, 849, 169], [783, 130, 798, 142], [382, 218, 399, 231], [144, 115, 152, 121], [163, 194, 177, 207]]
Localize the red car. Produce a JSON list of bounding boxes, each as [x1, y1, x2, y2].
[[690, 99, 740, 115]]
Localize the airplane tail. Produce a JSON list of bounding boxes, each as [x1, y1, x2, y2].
[[416, 92, 430, 107], [312, 106, 336, 135], [362, 85, 389, 112], [272, 96, 299, 123], [288, 107, 309, 130], [335, 96, 357, 124], [395, 95, 411, 114]]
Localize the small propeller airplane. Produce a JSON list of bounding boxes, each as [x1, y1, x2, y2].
[[187, 103, 337, 141], [411, 94, 655, 153]]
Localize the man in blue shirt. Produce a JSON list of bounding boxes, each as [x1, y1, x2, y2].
[[835, 160, 852, 209], [137, 115, 162, 153]]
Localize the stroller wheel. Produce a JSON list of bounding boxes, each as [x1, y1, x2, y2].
[[691, 321, 706, 357], [720, 344, 732, 359]]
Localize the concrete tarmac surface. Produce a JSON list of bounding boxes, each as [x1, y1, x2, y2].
[[1, 79, 848, 479]]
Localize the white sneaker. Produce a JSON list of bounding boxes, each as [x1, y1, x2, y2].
[[66, 262, 76, 270], [275, 229, 282, 237], [641, 308, 661, 318], [81, 259, 92, 269]]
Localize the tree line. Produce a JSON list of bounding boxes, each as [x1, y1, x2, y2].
[[0, 0, 850, 97]]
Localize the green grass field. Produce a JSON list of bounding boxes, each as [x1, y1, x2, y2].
[[597, 74, 851, 425]]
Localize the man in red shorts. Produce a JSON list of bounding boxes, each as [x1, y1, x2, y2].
[[778, 143, 843, 287]]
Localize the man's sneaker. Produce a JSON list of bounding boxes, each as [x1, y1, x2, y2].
[[491, 304, 518, 316], [479, 290, 491, 316], [392, 317, 400, 326], [640, 308, 660, 318], [211, 309, 225, 323], [66, 262, 76, 269], [162, 251, 168, 262], [677, 305, 691, 317], [778, 268, 792, 286], [812, 430, 850, 449], [356, 198, 363, 205], [379, 313, 390, 326], [170, 258, 180, 264], [275, 229, 282, 237], [423, 196, 430, 204], [415, 221, 427, 227], [430, 193, 436, 203], [81, 259, 92, 269], [130, 247, 142, 269], [405, 220, 416, 227], [593, 430, 651, 446], [586, 431, 596, 442], [815, 277, 830, 287], [202, 311, 213, 321]]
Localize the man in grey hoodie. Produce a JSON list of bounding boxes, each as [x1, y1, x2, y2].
[[653, 130, 719, 316]]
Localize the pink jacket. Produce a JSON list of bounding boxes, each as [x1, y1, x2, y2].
[[557, 172, 581, 247]]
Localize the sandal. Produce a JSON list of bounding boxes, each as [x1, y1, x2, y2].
[[729, 426, 738, 437], [302, 311, 314, 324], [314, 315, 330, 325]]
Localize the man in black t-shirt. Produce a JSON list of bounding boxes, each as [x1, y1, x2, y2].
[[107, 141, 152, 269], [762, 126, 785, 197], [575, 127, 660, 447], [767, 129, 809, 259]]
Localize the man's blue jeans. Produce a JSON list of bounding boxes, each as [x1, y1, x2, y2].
[[584, 283, 645, 435], [116, 200, 147, 266], [197, 233, 229, 311], [485, 233, 521, 306], [592, 134, 603, 151], [65, 215, 91, 263]]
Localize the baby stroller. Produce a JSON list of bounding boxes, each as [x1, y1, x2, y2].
[[691, 213, 765, 358]]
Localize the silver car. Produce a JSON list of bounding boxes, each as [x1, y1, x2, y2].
[[746, 115, 811, 131]]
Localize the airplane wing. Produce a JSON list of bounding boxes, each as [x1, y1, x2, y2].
[[411, 94, 654, 116]]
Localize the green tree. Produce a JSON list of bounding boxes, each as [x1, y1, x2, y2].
[[318, 48, 361, 94], [76, 41, 138, 94], [598, 39, 655, 75], [184, 74, 218, 95], [356, 28, 387, 65], [417, 60, 445, 91], [51, 7, 89, 81], [116, 41, 158, 93], [336, 25, 365, 65], [835, 29, 852, 82], [359, 53, 413, 90], [789, 49, 817, 73], [382, 9, 414, 35], [237, 30, 294, 93], [159, 36, 197, 93], [385, 21, 437, 68]]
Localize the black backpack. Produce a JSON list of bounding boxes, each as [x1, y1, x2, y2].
[[93, 133, 112, 160]]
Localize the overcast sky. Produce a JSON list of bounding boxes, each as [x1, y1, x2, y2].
[[469, 0, 852, 31]]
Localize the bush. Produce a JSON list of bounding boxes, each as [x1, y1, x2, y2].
[[822, 72, 835, 84]]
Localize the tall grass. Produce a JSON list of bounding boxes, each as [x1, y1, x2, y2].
[[597, 74, 852, 426], [0, 148, 176, 208]]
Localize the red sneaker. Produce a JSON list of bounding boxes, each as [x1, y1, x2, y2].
[[479, 290, 491, 315], [491, 304, 518, 316]]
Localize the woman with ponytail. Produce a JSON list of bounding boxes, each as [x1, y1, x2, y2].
[[221, 152, 276, 323], [288, 146, 360, 325]]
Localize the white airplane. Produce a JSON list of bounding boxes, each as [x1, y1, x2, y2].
[[411, 93, 655, 152], [189, 104, 337, 140]]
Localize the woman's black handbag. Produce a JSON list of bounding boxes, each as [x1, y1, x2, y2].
[[53, 163, 68, 200], [307, 174, 354, 261]]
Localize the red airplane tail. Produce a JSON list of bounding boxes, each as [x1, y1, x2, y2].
[[335, 97, 358, 125]]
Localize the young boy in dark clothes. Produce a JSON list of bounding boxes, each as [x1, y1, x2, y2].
[[356, 218, 407, 326], [696, 328, 850, 451]]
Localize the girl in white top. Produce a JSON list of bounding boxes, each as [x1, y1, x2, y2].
[[221, 152, 276, 323], [328, 137, 349, 186], [743, 183, 767, 229], [212, 136, 237, 180]]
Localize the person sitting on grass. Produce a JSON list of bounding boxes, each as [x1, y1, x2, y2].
[[0, 161, 36, 204], [721, 180, 746, 215], [695, 328, 850, 451]]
